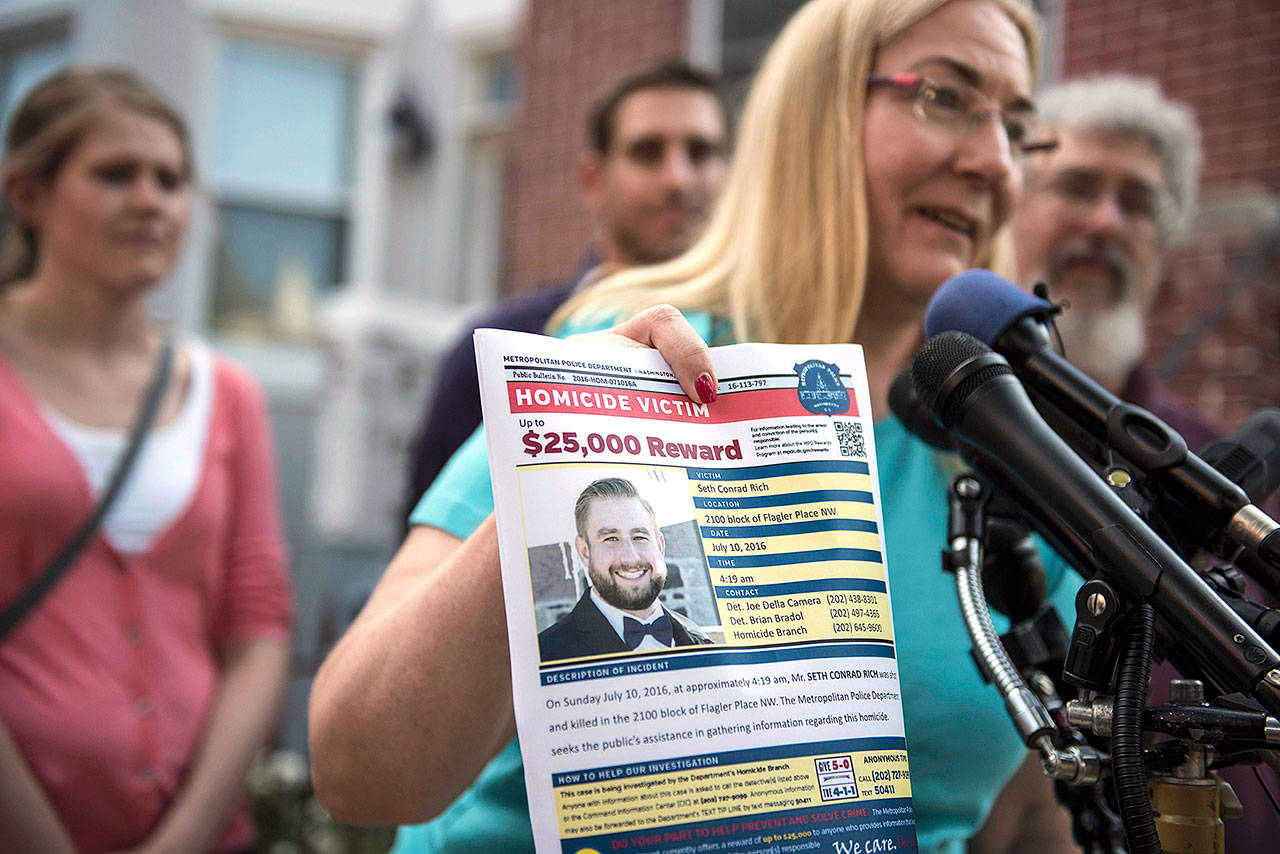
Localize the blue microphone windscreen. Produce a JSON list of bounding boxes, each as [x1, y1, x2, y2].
[[924, 269, 1052, 344]]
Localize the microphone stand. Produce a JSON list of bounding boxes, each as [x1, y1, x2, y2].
[[892, 332, 1280, 850], [942, 471, 1280, 853], [941, 474, 1125, 851]]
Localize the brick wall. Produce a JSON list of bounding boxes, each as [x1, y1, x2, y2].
[[503, 0, 688, 292], [1061, 0, 1280, 429], [1062, 0, 1279, 189]]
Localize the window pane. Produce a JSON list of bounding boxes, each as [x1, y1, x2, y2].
[[721, 0, 807, 44], [214, 39, 354, 199], [211, 204, 345, 341], [0, 40, 70, 137], [480, 51, 516, 106], [719, 1, 806, 111], [459, 135, 506, 302]]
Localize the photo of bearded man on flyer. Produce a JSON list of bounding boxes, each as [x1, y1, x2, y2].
[[539, 476, 712, 661]]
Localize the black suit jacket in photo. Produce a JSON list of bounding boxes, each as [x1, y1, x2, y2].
[[538, 589, 710, 662]]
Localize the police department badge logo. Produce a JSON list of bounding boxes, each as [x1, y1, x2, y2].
[[793, 360, 850, 415]]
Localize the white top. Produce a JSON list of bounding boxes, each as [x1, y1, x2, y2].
[[589, 587, 670, 652], [42, 341, 214, 555]]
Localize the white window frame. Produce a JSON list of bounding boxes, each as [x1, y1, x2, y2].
[[686, 0, 722, 70], [187, 12, 392, 366], [455, 37, 516, 304], [1034, 0, 1066, 85]]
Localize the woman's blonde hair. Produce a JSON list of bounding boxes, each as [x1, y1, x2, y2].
[[555, 0, 1039, 345], [0, 66, 191, 286]]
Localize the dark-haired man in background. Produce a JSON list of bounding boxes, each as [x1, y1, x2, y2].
[[404, 60, 729, 518]]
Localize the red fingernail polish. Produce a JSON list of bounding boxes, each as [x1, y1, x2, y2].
[[696, 373, 717, 404]]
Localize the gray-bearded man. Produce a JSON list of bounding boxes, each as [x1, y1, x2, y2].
[[1011, 75, 1217, 449]]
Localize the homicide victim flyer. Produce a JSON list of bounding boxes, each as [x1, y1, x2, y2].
[[475, 330, 917, 854]]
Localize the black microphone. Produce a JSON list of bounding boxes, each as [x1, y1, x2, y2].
[[894, 354, 1099, 579], [1200, 409, 1280, 507], [889, 365, 1049, 617], [924, 269, 1280, 576], [911, 331, 1280, 714], [889, 365, 953, 450]]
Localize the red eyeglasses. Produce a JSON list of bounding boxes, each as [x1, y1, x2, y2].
[[868, 73, 1058, 155]]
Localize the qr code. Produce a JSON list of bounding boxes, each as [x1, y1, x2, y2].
[[834, 420, 866, 458]]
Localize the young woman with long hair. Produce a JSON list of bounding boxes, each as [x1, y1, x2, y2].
[[0, 68, 292, 853]]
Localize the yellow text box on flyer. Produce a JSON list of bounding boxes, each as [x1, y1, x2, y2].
[[555, 750, 912, 838]]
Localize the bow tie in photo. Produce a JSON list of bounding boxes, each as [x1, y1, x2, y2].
[[623, 613, 673, 649]]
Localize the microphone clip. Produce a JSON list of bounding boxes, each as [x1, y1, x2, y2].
[[943, 475, 986, 575], [1030, 281, 1069, 356]]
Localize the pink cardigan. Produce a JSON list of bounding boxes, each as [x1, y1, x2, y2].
[[0, 350, 293, 852]]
